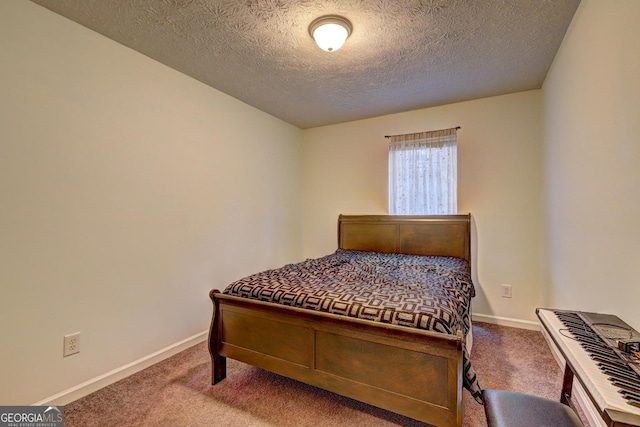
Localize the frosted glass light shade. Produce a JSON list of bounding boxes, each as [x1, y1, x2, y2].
[[309, 16, 352, 52]]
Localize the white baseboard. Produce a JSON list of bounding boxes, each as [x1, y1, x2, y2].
[[34, 330, 208, 406], [472, 312, 541, 331]]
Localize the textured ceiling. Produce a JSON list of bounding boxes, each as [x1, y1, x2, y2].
[[30, 0, 580, 129]]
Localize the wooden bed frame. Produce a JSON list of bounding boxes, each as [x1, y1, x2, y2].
[[208, 214, 472, 427]]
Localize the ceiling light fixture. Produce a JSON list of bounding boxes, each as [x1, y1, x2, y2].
[[308, 15, 352, 52]]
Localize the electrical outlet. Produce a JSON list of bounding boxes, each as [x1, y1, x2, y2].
[[63, 332, 80, 357], [501, 284, 512, 298]]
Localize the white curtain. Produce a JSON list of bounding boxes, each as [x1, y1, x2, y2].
[[388, 128, 457, 215]]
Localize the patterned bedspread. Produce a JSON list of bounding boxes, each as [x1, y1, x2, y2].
[[223, 249, 482, 401]]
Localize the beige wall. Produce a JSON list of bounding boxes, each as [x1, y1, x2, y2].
[[542, 0, 640, 329], [0, 1, 302, 404], [302, 91, 544, 323]]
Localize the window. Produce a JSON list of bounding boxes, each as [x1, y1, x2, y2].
[[388, 127, 458, 215]]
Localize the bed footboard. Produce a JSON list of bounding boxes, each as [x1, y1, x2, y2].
[[209, 290, 464, 427]]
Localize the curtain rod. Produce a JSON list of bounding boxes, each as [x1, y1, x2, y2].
[[384, 126, 461, 138]]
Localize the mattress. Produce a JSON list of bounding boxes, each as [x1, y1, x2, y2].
[[224, 248, 482, 401]]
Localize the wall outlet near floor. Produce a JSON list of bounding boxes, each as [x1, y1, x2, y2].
[[501, 284, 512, 298], [63, 332, 81, 357]]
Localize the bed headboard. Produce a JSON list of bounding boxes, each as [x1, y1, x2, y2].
[[338, 214, 471, 262]]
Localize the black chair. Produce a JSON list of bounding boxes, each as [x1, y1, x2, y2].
[[483, 389, 584, 427]]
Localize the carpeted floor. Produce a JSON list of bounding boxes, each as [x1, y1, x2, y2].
[[63, 322, 581, 426]]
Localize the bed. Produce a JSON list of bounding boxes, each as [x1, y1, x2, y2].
[[208, 214, 480, 427]]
